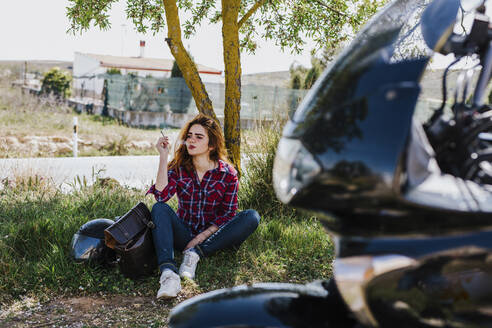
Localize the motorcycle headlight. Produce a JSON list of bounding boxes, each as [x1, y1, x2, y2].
[[273, 138, 321, 204]]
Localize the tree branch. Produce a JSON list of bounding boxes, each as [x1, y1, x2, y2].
[[313, 0, 347, 17], [238, 0, 267, 28]]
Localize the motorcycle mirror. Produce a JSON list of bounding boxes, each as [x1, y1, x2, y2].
[[421, 0, 461, 53]]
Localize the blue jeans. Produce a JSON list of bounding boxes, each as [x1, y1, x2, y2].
[[151, 202, 260, 273]]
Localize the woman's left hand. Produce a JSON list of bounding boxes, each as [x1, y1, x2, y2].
[[184, 225, 218, 250], [184, 237, 204, 250]]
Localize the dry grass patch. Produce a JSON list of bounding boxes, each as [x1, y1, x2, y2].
[[0, 80, 176, 158]]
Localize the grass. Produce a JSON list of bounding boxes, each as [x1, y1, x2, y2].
[[0, 174, 165, 305], [0, 122, 334, 307], [0, 171, 332, 306]]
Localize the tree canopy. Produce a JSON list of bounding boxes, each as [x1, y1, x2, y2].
[[41, 67, 72, 99], [68, 0, 382, 56], [67, 0, 385, 172]]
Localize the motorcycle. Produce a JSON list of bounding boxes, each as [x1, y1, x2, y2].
[[168, 0, 492, 326]]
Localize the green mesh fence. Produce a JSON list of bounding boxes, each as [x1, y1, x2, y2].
[[101, 74, 307, 119]]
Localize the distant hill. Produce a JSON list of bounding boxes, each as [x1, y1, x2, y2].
[[242, 71, 290, 88], [241, 68, 482, 100], [0, 60, 73, 76]]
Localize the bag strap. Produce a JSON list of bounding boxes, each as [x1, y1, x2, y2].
[[134, 202, 155, 229]]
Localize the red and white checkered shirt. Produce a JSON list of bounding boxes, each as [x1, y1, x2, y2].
[[146, 159, 238, 235]]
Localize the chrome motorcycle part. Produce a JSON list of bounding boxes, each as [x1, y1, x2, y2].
[[336, 230, 492, 327], [334, 255, 418, 327]]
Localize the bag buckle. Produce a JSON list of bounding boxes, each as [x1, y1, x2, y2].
[[147, 221, 155, 229]]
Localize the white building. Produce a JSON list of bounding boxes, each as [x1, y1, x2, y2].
[[73, 41, 223, 99]]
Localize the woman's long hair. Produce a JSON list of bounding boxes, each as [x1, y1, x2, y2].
[[168, 114, 230, 173]]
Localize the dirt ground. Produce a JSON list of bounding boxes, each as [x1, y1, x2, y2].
[[0, 294, 185, 327]]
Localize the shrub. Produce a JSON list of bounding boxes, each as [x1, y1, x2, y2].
[[41, 67, 71, 99], [303, 64, 321, 89], [239, 120, 310, 221], [291, 73, 302, 90], [171, 61, 183, 78], [101, 135, 130, 156], [106, 68, 121, 75], [289, 57, 324, 89]]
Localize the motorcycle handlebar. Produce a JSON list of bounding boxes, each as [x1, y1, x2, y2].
[[473, 40, 492, 106], [441, 7, 492, 108]]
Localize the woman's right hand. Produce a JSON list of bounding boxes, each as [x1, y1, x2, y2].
[[156, 136, 170, 157]]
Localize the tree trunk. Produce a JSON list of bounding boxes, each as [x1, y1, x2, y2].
[[162, 0, 217, 121], [222, 0, 242, 175]]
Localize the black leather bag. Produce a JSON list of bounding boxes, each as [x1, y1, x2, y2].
[[104, 202, 157, 279]]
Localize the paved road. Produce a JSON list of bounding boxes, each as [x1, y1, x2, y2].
[[0, 155, 160, 192]]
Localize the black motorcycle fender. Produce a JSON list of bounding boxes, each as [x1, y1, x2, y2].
[[169, 279, 358, 328]]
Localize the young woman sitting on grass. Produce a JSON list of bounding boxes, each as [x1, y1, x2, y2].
[[147, 114, 260, 299]]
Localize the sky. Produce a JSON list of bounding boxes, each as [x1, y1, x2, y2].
[[0, 0, 314, 74]]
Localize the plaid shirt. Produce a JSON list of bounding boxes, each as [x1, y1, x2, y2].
[[146, 160, 238, 235]]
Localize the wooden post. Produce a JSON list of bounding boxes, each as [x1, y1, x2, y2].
[[73, 117, 78, 157]]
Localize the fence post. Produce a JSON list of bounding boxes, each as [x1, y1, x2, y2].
[[73, 117, 78, 158]]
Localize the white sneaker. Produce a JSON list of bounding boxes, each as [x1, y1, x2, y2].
[[179, 249, 200, 279], [157, 269, 181, 299]]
